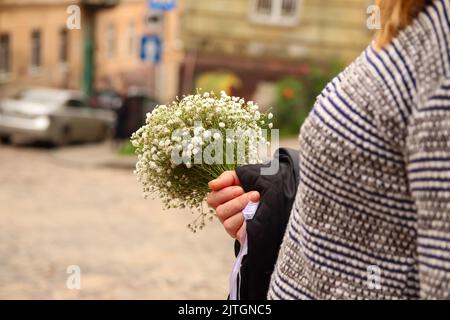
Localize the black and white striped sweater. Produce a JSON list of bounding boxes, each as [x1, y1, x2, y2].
[[268, 0, 450, 299]]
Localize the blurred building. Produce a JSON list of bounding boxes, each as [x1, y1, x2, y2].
[[0, 0, 373, 103], [94, 0, 183, 102], [0, 0, 183, 102], [179, 0, 373, 101], [0, 0, 86, 97]]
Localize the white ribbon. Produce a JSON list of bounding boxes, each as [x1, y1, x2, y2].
[[229, 201, 260, 300]]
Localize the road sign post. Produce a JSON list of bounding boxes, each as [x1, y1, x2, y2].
[[140, 35, 162, 64]]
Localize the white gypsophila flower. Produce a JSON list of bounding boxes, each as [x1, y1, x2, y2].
[[194, 127, 203, 136], [130, 91, 270, 232], [192, 136, 202, 146], [203, 130, 211, 139]]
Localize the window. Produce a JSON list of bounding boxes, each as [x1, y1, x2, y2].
[[106, 23, 116, 58], [250, 0, 300, 26], [59, 29, 68, 64], [126, 22, 135, 57], [0, 34, 10, 75], [281, 0, 297, 17], [255, 0, 272, 15], [31, 30, 41, 69]]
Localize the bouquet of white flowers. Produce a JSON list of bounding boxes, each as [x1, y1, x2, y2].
[[131, 91, 273, 231]]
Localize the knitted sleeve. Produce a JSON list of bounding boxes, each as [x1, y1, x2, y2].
[[406, 82, 450, 299]]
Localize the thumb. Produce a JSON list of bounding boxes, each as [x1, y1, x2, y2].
[[248, 191, 260, 203]]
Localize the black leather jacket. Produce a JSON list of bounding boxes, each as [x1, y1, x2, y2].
[[233, 148, 300, 300]]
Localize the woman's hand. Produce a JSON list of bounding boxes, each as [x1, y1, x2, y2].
[[207, 171, 260, 243]]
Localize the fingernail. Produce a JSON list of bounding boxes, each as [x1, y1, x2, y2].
[[249, 192, 259, 202], [208, 179, 217, 188]]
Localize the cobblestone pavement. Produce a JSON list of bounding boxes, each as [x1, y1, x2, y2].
[[0, 145, 236, 299]]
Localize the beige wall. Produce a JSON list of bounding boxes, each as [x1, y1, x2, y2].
[[94, 0, 148, 93], [181, 0, 373, 64], [0, 0, 183, 103], [158, 0, 184, 103], [0, 1, 84, 97], [94, 0, 183, 103]]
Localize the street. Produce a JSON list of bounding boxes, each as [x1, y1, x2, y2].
[[0, 145, 235, 299]]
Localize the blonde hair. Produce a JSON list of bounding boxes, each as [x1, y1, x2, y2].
[[375, 0, 430, 48]]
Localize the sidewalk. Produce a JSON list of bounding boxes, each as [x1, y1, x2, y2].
[[51, 138, 299, 170], [51, 142, 137, 170], [1, 145, 235, 299]]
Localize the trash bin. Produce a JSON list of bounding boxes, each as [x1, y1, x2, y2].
[[114, 94, 157, 141]]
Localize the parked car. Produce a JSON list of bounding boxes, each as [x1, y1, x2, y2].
[[0, 87, 116, 146], [90, 89, 123, 111]]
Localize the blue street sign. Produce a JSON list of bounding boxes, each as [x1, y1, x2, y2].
[[149, 0, 176, 11], [140, 35, 162, 64]]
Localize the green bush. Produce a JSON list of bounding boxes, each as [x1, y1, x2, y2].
[[274, 60, 344, 137], [274, 77, 306, 137], [118, 140, 137, 156]]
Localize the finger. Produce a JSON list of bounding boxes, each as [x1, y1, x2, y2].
[[223, 213, 244, 239], [248, 191, 260, 203], [236, 222, 247, 244], [207, 186, 244, 209], [216, 191, 260, 223], [208, 170, 240, 191]]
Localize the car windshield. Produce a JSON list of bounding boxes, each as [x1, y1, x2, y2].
[[17, 89, 69, 107]]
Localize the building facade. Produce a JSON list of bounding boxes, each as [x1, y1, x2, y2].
[[0, 0, 85, 98], [0, 0, 183, 102], [94, 0, 183, 102], [179, 0, 374, 99]]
